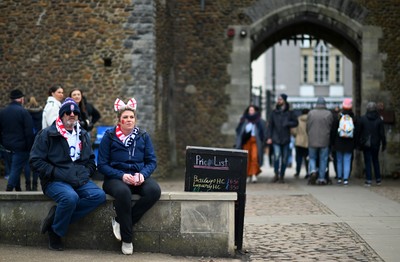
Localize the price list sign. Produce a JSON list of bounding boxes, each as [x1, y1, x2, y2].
[[184, 146, 248, 250]]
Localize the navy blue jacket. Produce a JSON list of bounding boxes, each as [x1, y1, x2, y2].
[[29, 124, 96, 192], [0, 101, 34, 152], [358, 110, 386, 150], [97, 127, 157, 180]]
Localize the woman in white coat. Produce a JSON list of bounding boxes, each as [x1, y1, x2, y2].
[[42, 85, 64, 128]]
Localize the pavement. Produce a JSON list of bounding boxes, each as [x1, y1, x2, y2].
[[1, 162, 400, 262]]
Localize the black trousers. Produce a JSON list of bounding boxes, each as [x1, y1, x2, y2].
[[103, 177, 161, 243]]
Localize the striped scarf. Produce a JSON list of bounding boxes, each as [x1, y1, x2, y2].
[[115, 125, 139, 147], [55, 116, 82, 161]]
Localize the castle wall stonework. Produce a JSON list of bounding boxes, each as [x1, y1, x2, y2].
[[0, 0, 399, 177]]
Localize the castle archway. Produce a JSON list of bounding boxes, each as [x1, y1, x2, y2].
[[223, 0, 383, 176]]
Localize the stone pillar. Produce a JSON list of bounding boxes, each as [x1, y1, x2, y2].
[[123, 1, 157, 134], [222, 26, 252, 145], [360, 26, 384, 111]]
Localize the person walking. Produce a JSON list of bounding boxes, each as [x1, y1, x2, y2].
[[235, 105, 267, 183], [0, 89, 35, 191], [266, 93, 298, 183], [30, 97, 106, 251], [42, 85, 64, 129], [358, 101, 386, 186], [69, 88, 101, 132], [98, 98, 161, 255], [307, 97, 334, 185], [24, 96, 43, 191], [291, 108, 309, 179], [330, 98, 357, 186]]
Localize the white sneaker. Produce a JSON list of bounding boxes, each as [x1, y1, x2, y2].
[[122, 242, 133, 255], [251, 175, 257, 183], [112, 218, 121, 241]]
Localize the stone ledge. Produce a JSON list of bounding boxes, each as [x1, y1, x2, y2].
[[0, 191, 237, 257], [0, 191, 237, 201]]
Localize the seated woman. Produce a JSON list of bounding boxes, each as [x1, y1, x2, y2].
[[97, 98, 161, 255]]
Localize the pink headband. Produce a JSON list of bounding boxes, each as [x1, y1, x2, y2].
[[114, 98, 137, 112]]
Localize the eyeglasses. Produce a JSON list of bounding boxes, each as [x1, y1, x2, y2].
[[65, 111, 80, 116]]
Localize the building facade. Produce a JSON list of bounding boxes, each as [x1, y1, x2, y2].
[[253, 39, 353, 115]]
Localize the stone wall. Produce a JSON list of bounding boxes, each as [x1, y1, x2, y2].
[[1, 0, 399, 177], [155, 0, 400, 172], [357, 0, 400, 173], [0, 0, 157, 131], [0, 191, 236, 257], [0, 0, 166, 175], [155, 0, 256, 167]]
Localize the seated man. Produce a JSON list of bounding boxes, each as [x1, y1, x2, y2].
[[30, 98, 106, 251]]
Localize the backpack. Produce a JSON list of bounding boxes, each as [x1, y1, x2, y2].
[[337, 114, 354, 138]]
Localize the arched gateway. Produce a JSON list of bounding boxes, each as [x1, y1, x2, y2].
[[223, 0, 390, 177]]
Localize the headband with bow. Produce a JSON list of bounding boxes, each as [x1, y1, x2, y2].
[[114, 98, 137, 112]]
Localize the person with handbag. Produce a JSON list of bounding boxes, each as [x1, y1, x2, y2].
[[358, 101, 386, 186]]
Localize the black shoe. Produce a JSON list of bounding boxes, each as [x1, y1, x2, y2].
[[32, 184, 38, 191], [41, 205, 56, 234], [26, 184, 32, 191], [308, 172, 317, 185], [6, 186, 13, 191], [271, 173, 279, 183], [48, 228, 63, 251], [15, 186, 22, 192]]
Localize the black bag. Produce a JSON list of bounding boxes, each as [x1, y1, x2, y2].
[[241, 131, 251, 145]]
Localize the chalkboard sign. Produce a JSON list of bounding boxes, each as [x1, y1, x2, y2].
[[185, 146, 248, 250]]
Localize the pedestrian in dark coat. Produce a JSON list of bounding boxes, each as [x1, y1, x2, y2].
[[266, 93, 298, 183], [0, 89, 34, 191], [358, 101, 386, 186]]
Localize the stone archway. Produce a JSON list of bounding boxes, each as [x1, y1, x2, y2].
[[224, 0, 384, 130], [223, 0, 385, 176]]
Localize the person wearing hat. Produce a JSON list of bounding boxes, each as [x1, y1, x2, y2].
[[30, 97, 106, 251], [306, 96, 334, 185], [358, 101, 386, 186], [266, 93, 298, 183], [0, 89, 35, 191], [330, 98, 357, 186]]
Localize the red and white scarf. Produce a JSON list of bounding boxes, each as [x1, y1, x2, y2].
[[56, 116, 82, 161], [115, 124, 139, 147]]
